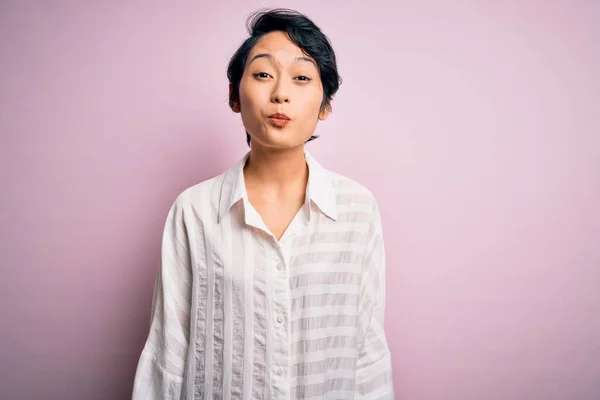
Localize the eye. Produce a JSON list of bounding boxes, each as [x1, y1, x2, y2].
[[295, 76, 312, 82], [253, 72, 271, 79]]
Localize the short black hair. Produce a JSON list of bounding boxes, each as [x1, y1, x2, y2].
[[227, 8, 342, 147]]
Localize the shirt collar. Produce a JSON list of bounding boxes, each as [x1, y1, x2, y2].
[[218, 148, 337, 224]]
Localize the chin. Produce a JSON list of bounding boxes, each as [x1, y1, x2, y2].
[[252, 129, 292, 144], [253, 137, 302, 150]]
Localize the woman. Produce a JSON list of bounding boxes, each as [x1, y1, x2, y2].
[[132, 8, 394, 399]]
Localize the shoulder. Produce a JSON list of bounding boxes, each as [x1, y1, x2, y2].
[[326, 169, 380, 214], [323, 169, 385, 240], [167, 171, 228, 219]]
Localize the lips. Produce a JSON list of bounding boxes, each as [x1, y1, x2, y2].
[[268, 113, 291, 128], [269, 113, 290, 120]]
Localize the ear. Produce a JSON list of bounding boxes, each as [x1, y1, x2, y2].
[[318, 102, 331, 121], [229, 83, 240, 113]]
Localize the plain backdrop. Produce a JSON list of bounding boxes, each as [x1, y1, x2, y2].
[[1, 1, 599, 399]]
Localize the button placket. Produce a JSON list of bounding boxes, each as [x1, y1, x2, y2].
[[270, 247, 290, 398]]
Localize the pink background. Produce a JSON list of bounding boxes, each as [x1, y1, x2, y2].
[[1, 1, 599, 399]]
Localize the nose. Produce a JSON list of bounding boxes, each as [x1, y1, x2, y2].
[[271, 79, 290, 104], [272, 94, 289, 104]]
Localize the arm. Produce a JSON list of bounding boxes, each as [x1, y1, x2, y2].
[[132, 194, 193, 400], [355, 199, 395, 399]]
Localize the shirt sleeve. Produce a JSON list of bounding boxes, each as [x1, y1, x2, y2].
[[132, 194, 193, 400], [355, 198, 395, 399]]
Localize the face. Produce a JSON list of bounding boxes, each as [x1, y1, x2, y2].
[[230, 31, 330, 150]]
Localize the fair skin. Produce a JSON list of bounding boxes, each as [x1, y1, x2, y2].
[[229, 31, 331, 241]]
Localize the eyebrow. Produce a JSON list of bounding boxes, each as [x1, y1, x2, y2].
[[248, 53, 317, 68]]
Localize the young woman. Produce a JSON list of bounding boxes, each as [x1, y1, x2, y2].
[[132, 8, 394, 399]]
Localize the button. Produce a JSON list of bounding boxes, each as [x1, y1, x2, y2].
[[276, 316, 283, 323], [276, 263, 284, 270], [277, 368, 284, 376]]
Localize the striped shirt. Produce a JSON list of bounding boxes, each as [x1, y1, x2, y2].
[[132, 149, 395, 399]]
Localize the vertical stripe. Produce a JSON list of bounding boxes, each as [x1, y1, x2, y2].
[[264, 241, 274, 400], [222, 209, 234, 399], [252, 233, 267, 400], [242, 225, 255, 399], [203, 192, 215, 400], [193, 208, 207, 400], [230, 204, 246, 397], [212, 229, 225, 396], [184, 192, 199, 400]]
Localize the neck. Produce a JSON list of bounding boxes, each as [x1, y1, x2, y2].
[[243, 145, 308, 191]]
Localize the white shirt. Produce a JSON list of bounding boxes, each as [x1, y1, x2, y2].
[[132, 149, 394, 399]]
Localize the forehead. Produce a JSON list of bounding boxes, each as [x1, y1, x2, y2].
[[249, 31, 313, 66]]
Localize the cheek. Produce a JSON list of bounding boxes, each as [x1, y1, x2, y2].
[[239, 79, 267, 109], [308, 83, 325, 105], [301, 88, 325, 114], [238, 81, 252, 108]]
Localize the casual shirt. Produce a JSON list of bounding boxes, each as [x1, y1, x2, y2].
[[132, 149, 394, 399]]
